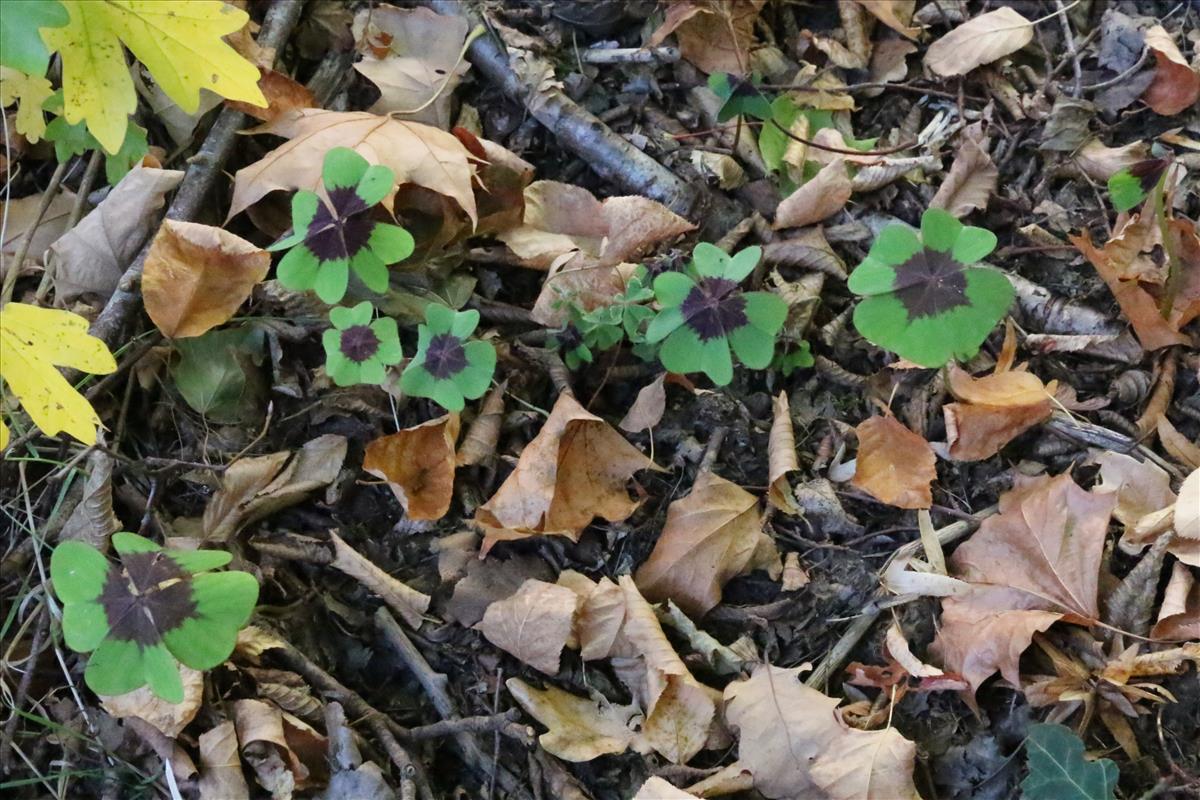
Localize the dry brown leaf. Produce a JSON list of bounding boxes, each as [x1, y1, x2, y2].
[[1176, 470, 1199, 541], [476, 393, 660, 554], [852, 415, 936, 509], [768, 392, 801, 514], [230, 109, 476, 223], [633, 776, 701, 799], [456, 383, 505, 466], [363, 414, 460, 521], [558, 571, 626, 661], [868, 38, 918, 87], [1158, 418, 1200, 470], [232, 699, 328, 794], [1094, 451, 1177, 533], [506, 677, 639, 762], [198, 721, 250, 800], [48, 167, 184, 304], [774, 159, 852, 230], [930, 135, 997, 218], [781, 552, 810, 591], [1073, 139, 1150, 181], [100, 665, 203, 738], [476, 579, 579, 675], [352, 5, 470, 128], [932, 473, 1116, 695], [620, 373, 668, 433], [329, 530, 431, 628], [885, 623, 943, 678], [855, 0, 920, 39], [202, 435, 347, 542], [0, 190, 75, 270], [647, 0, 766, 75], [228, 67, 316, 123], [1151, 562, 1200, 640], [142, 221, 270, 339], [724, 664, 919, 800], [924, 7, 1033, 77], [59, 451, 121, 547], [635, 470, 764, 617], [1141, 25, 1200, 116]]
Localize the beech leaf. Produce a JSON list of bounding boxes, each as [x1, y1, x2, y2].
[[924, 7, 1033, 77]]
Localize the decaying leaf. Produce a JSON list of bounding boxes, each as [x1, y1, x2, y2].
[[924, 7, 1033, 77], [198, 721, 250, 800], [476, 579, 579, 675], [143, 220, 270, 339], [930, 135, 997, 218], [1152, 562, 1200, 641], [1073, 139, 1150, 182], [202, 435, 348, 542], [619, 373, 668, 433], [456, 383, 505, 466], [363, 415, 461, 520], [635, 470, 765, 617], [646, 0, 766, 75], [855, 0, 920, 39], [100, 665, 204, 738], [774, 159, 852, 230], [475, 393, 660, 553], [1141, 25, 1200, 116], [58, 451, 122, 547], [1157, 417, 1200, 470], [232, 698, 328, 795], [634, 776, 701, 799], [227, 67, 316, 123], [852, 414, 936, 509], [1094, 450, 1176, 533], [506, 677, 640, 762], [329, 530, 431, 628], [768, 392, 801, 514], [558, 571, 626, 661], [0, 190, 76, 270]]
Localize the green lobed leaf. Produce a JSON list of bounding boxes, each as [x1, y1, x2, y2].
[[1021, 723, 1117, 800], [50, 540, 110, 603]]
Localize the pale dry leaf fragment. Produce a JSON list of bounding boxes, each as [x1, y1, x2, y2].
[[475, 392, 661, 554], [774, 158, 852, 230], [634, 470, 763, 617], [505, 677, 639, 762], [1176, 469, 1199, 541], [49, 167, 184, 304], [1141, 25, 1200, 116], [1157, 417, 1200, 470], [646, 0, 767, 75], [456, 383, 505, 466], [202, 435, 348, 542], [0, 190, 75, 269], [924, 7, 1033, 77], [363, 414, 460, 521], [1073, 139, 1150, 182], [781, 552, 810, 591], [620, 373, 668, 433], [557, 572, 626, 661], [856, 0, 920, 39], [810, 726, 920, 800], [228, 67, 316, 124], [868, 39, 918, 86], [768, 392, 801, 514], [1151, 562, 1200, 641], [1093, 450, 1176, 530], [476, 579, 579, 675], [633, 776, 701, 799], [143, 220, 270, 339], [431, 529, 478, 583], [58, 450, 121, 547], [444, 554, 554, 627], [100, 665, 204, 738], [198, 721, 250, 800], [329, 530, 431, 628], [885, 623, 943, 678], [230, 109, 477, 223], [882, 555, 972, 598], [852, 415, 936, 509], [930, 135, 997, 217]]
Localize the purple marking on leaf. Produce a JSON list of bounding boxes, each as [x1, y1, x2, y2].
[[340, 325, 381, 363], [305, 188, 375, 261], [555, 324, 584, 352], [425, 333, 467, 379], [892, 249, 969, 319], [100, 553, 196, 645], [681, 277, 748, 341], [1130, 158, 1168, 192]]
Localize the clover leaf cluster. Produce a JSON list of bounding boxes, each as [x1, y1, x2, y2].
[[51, 533, 258, 703], [552, 268, 657, 369], [848, 208, 1014, 367], [400, 305, 496, 412]]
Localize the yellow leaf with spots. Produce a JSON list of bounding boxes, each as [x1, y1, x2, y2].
[[0, 303, 117, 448], [39, 1, 266, 153], [0, 67, 53, 143]]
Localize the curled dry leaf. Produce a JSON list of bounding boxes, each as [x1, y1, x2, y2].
[[885, 623, 944, 678], [932, 473, 1116, 695], [1151, 562, 1200, 641], [1157, 417, 1200, 470], [768, 392, 801, 514], [929, 135, 997, 218], [232, 698, 328, 794], [58, 450, 121, 547], [635, 470, 765, 617], [851, 414, 936, 509], [506, 677, 640, 762], [619, 373, 668, 433], [475, 393, 661, 554], [774, 159, 852, 230], [557, 571, 626, 661], [476, 578, 579, 675], [456, 383, 505, 466], [202, 435, 348, 542], [329, 530, 431, 628], [646, 0, 766, 75], [1073, 139, 1149, 182], [1093, 450, 1176, 535], [100, 665, 203, 738], [227, 67, 316, 123], [1141, 25, 1200, 116], [198, 721, 250, 800], [230, 109, 477, 224], [363, 414, 460, 521], [1, 190, 75, 269], [143, 221, 270, 339], [855, 0, 920, 39], [924, 7, 1033, 77]]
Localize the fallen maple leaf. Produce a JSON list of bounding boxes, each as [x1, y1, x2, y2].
[[774, 158, 853, 230], [930, 134, 997, 218], [506, 677, 640, 762], [647, 0, 766, 75], [363, 414, 461, 521], [768, 392, 801, 514], [230, 110, 477, 224], [931, 473, 1117, 695], [852, 414, 936, 509], [1141, 25, 1200, 116], [142, 221, 270, 339], [475, 393, 661, 554], [924, 7, 1033, 78], [476, 579, 579, 675]]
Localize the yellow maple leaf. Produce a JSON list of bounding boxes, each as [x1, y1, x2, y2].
[[0, 67, 53, 143], [0, 303, 117, 449], [39, 0, 267, 154]]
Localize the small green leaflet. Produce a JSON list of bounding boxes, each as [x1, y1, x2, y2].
[[43, 90, 149, 184], [1021, 723, 1117, 800], [1106, 158, 1168, 213], [0, 0, 68, 75], [709, 72, 773, 123]]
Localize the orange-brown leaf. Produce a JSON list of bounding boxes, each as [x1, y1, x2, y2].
[[363, 414, 460, 521], [767, 391, 800, 514], [1141, 25, 1200, 116], [852, 415, 936, 509]]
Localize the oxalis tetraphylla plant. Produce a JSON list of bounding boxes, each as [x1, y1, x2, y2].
[[646, 244, 787, 385], [323, 301, 404, 387], [269, 147, 415, 304], [51, 533, 257, 703], [848, 208, 1014, 368], [400, 304, 496, 412]]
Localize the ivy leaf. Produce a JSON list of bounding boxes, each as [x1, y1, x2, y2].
[[848, 208, 1013, 367], [709, 72, 773, 122], [1107, 158, 1168, 213], [170, 327, 266, 423], [0, 0, 69, 75], [0, 303, 117, 448], [1021, 723, 1117, 800], [39, 0, 266, 153]]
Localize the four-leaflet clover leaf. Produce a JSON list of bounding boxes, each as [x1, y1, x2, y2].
[[645, 244, 787, 386], [270, 147, 414, 304], [400, 305, 496, 412], [848, 208, 1014, 368], [323, 301, 403, 386], [50, 533, 258, 703]]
